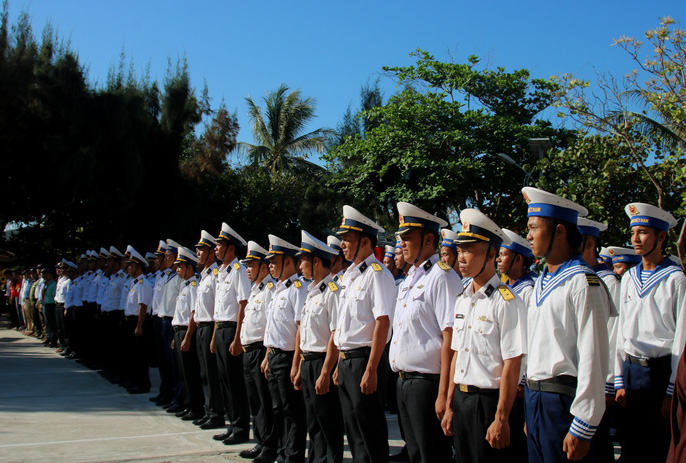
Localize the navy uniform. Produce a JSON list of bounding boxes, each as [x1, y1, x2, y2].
[[213, 222, 251, 443], [171, 247, 205, 420], [192, 231, 226, 429], [327, 235, 347, 283], [296, 231, 345, 463], [607, 246, 641, 277], [500, 229, 535, 308], [100, 247, 127, 379], [240, 240, 278, 461], [614, 203, 686, 462], [522, 187, 612, 463], [439, 228, 460, 273], [447, 209, 526, 463], [264, 235, 308, 463], [335, 206, 396, 463], [391, 203, 462, 463]]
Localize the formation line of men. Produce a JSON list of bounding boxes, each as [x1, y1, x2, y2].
[[15, 186, 686, 463]]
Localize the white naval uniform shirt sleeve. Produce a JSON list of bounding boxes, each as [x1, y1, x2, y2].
[[173, 279, 198, 326], [193, 267, 217, 322], [241, 277, 274, 345], [126, 278, 153, 316], [64, 280, 74, 308], [600, 273, 621, 394], [292, 279, 306, 324], [669, 273, 686, 395]]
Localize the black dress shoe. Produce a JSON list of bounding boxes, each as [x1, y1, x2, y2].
[[155, 396, 172, 406], [201, 419, 227, 430], [175, 408, 191, 417], [223, 433, 249, 445], [239, 445, 262, 459], [161, 401, 176, 410], [212, 430, 233, 441], [389, 445, 409, 462], [252, 448, 278, 463], [149, 394, 162, 403], [192, 415, 210, 426], [166, 404, 185, 414]]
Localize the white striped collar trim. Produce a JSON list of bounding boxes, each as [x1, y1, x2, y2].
[[629, 262, 682, 298], [535, 264, 594, 306]]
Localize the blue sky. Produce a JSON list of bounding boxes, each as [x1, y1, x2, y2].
[[7, 1, 686, 150]]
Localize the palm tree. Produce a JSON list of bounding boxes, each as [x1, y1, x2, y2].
[[241, 84, 332, 173]]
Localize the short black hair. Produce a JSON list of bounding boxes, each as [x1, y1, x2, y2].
[[315, 256, 332, 269]]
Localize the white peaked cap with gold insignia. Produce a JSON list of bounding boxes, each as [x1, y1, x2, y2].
[[440, 229, 459, 249], [166, 239, 181, 254], [242, 241, 269, 263], [99, 247, 109, 258], [266, 234, 299, 258], [144, 252, 156, 262], [456, 209, 510, 248], [175, 246, 199, 265], [522, 186, 588, 223], [110, 246, 124, 258], [195, 230, 217, 248], [625, 202, 677, 232], [396, 202, 448, 235], [501, 229, 532, 258], [336, 205, 385, 235], [297, 230, 338, 259], [217, 222, 247, 247], [155, 240, 168, 255], [127, 246, 146, 265], [327, 236, 343, 253]]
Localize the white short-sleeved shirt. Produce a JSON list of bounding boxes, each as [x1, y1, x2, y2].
[[173, 276, 199, 327], [194, 263, 218, 323], [334, 253, 396, 350], [390, 254, 463, 374], [157, 271, 182, 318], [615, 259, 686, 396], [63, 279, 76, 308], [452, 273, 526, 389], [120, 276, 132, 311], [300, 274, 339, 354], [80, 271, 94, 304], [125, 275, 153, 317], [241, 275, 275, 345], [55, 276, 68, 304], [96, 273, 109, 306], [214, 258, 251, 322], [102, 270, 127, 312], [527, 257, 611, 439], [152, 269, 172, 316], [86, 269, 103, 303], [263, 274, 306, 350], [69, 276, 82, 306]]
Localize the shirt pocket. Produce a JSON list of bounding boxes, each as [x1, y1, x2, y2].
[[353, 289, 371, 318], [473, 317, 496, 354]]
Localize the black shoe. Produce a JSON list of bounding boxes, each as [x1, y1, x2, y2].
[[166, 404, 184, 414], [161, 401, 176, 410], [66, 353, 77, 359], [389, 445, 409, 462], [192, 415, 210, 426], [252, 448, 277, 463], [239, 445, 262, 459], [223, 433, 249, 445], [149, 394, 162, 403], [154, 396, 171, 406], [201, 419, 227, 430], [182, 410, 205, 421], [175, 408, 191, 417], [212, 429, 233, 441]]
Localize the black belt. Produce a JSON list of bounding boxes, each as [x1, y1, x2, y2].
[[628, 354, 670, 368], [216, 321, 237, 328], [301, 352, 326, 361], [173, 325, 188, 332], [399, 371, 440, 381], [526, 375, 577, 397], [197, 322, 214, 328], [243, 341, 264, 353], [339, 347, 371, 360], [456, 384, 499, 395], [268, 347, 292, 355], [159, 316, 173, 321]]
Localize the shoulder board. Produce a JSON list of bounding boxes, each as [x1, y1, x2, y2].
[[498, 285, 515, 301], [138, 278, 143, 284], [371, 262, 382, 272], [586, 274, 600, 286], [328, 281, 339, 292], [267, 281, 275, 290], [437, 261, 451, 271], [294, 280, 302, 289], [233, 262, 241, 270], [213, 268, 219, 276], [191, 280, 197, 287]]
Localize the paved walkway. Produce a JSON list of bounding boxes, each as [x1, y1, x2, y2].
[[0, 326, 403, 462]]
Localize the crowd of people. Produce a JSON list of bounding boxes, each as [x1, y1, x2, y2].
[[3, 186, 686, 463]]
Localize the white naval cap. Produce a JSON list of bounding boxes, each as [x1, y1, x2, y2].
[[126, 246, 146, 265], [522, 186, 588, 224], [242, 241, 269, 263], [266, 234, 300, 258], [109, 246, 124, 259], [64, 260, 77, 270], [384, 245, 395, 259], [175, 246, 199, 266], [86, 250, 96, 260], [98, 247, 109, 259], [598, 247, 612, 265], [195, 230, 217, 248], [396, 202, 448, 235], [166, 239, 181, 253], [144, 252, 156, 262], [125, 245, 134, 257], [577, 217, 608, 238], [327, 236, 343, 253], [501, 229, 533, 258], [297, 230, 338, 260], [336, 205, 385, 236], [79, 253, 87, 261], [155, 240, 168, 255], [217, 222, 247, 247], [440, 229, 459, 249], [607, 246, 641, 264], [625, 202, 677, 232], [456, 209, 510, 248]]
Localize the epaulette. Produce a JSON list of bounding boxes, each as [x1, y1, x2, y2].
[[294, 280, 302, 289], [498, 285, 515, 301], [586, 274, 600, 286], [191, 280, 197, 287], [437, 261, 451, 271], [258, 282, 265, 290], [371, 262, 382, 272], [213, 268, 219, 276], [137, 278, 143, 284], [328, 281, 339, 292], [233, 262, 241, 271], [266, 281, 274, 290]]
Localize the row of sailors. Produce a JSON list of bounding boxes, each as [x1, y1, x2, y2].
[[49, 186, 685, 463]]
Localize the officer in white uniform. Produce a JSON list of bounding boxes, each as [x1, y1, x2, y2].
[[334, 205, 396, 463], [521, 187, 612, 462], [391, 202, 462, 463], [239, 241, 278, 462], [614, 203, 686, 463], [263, 234, 307, 463], [192, 231, 226, 430], [100, 246, 126, 380], [498, 229, 535, 308], [442, 209, 525, 463], [296, 230, 344, 463], [123, 247, 154, 394], [212, 222, 251, 444], [171, 246, 205, 421], [327, 235, 348, 283], [439, 228, 460, 275], [607, 246, 641, 277]]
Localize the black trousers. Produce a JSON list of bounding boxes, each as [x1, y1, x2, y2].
[[173, 327, 204, 412], [197, 323, 225, 421], [301, 355, 344, 463], [43, 303, 58, 345], [152, 316, 173, 400], [243, 344, 277, 452], [452, 388, 520, 463], [338, 349, 389, 463], [33, 300, 44, 337], [55, 303, 66, 348], [124, 315, 151, 389], [396, 376, 452, 463], [215, 324, 250, 435], [268, 349, 307, 463]]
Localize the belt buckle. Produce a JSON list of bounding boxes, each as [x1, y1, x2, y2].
[[639, 358, 649, 367], [242, 346, 247, 353], [399, 372, 405, 380], [340, 352, 347, 359], [301, 354, 305, 361], [459, 384, 468, 393]]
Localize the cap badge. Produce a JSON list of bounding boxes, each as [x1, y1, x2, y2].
[[462, 221, 470, 232], [523, 191, 531, 204], [608, 249, 616, 255], [399, 214, 404, 224], [628, 205, 639, 216]]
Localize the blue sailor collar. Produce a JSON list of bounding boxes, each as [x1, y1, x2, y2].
[[510, 273, 535, 294], [535, 255, 594, 306], [629, 257, 682, 298], [593, 263, 617, 280]]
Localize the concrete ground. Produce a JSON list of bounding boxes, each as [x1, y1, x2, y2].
[[0, 325, 403, 463]]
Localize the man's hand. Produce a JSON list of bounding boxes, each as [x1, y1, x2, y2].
[[229, 339, 242, 356], [134, 326, 143, 337], [441, 408, 454, 436], [332, 365, 339, 386], [562, 433, 591, 461], [170, 339, 175, 350], [180, 338, 190, 352], [360, 368, 377, 394], [486, 418, 511, 449], [261, 356, 269, 379], [435, 394, 447, 420], [209, 337, 216, 354], [316, 372, 330, 395], [291, 365, 301, 390], [615, 388, 627, 408]]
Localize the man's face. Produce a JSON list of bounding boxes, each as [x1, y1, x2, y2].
[[631, 226, 659, 256], [215, 240, 227, 260], [613, 262, 631, 276], [497, 247, 515, 275], [394, 247, 406, 269], [163, 251, 175, 268], [440, 246, 456, 266], [299, 255, 313, 280], [246, 260, 261, 281], [125, 262, 135, 276], [399, 229, 424, 264], [175, 263, 189, 279], [383, 256, 395, 272], [339, 232, 359, 262], [104, 258, 114, 272], [268, 255, 283, 279], [526, 216, 551, 258], [196, 246, 210, 266], [457, 242, 489, 278]]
